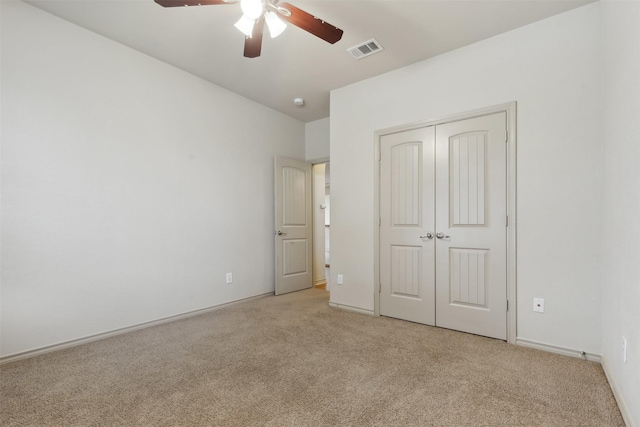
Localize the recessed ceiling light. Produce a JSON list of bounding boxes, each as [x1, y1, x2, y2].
[[293, 98, 305, 106]]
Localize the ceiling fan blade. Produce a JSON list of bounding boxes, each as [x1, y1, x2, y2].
[[277, 2, 343, 44], [244, 16, 265, 58], [154, 0, 236, 8]]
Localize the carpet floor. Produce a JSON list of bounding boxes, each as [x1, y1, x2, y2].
[[1, 288, 624, 426]]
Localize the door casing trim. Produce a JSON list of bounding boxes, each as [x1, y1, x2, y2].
[[373, 102, 517, 344]]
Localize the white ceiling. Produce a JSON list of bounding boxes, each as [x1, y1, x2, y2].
[[26, 0, 594, 122]]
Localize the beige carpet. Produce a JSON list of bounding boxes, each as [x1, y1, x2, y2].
[[1, 288, 623, 426]]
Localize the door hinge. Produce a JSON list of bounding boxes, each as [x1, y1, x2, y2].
[[379, 217, 381, 227], [505, 215, 509, 227], [505, 130, 509, 143], [379, 282, 382, 293], [506, 300, 509, 311], [378, 151, 381, 161]]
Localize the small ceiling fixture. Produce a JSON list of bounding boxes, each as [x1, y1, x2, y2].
[[293, 98, 304, 106], [154, 0, 344, 58]]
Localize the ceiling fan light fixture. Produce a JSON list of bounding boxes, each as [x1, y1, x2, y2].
[[234, 14, 255, 37], [240, 0, 263, 20], [154, 0, 344, 59], [265, 11, 286, 38]]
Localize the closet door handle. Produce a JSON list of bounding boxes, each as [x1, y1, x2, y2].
[[436, 232, 450, 239], [420, 233, 434, 240]]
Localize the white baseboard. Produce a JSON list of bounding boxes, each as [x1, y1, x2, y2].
[[328, 302, 374, 316], [601, 354, 635, 427], [0, 291, 274, 365], [516, 338, 601, 362]]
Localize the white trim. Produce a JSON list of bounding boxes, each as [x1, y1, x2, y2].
[[373, 126, 381, 315], [308, 156, 330, 164], [0, 292, 274, 365], [516, 338, 601, 362], [506, 103, 517, 344], [601, 354, 635, 427], [328, 302, 375, 316], [373, 102, 518, 343]]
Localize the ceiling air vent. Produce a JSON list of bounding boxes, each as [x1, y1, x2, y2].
[[347, 38, 384, 60]]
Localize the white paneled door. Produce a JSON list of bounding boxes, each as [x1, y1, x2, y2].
[[275, 156, 313, 295], [379, 127, 436, 325], [435, 114, 507, 339], [380, 113, 507, 340]]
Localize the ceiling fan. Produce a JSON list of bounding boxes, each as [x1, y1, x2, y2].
[[154, 0, 344, 58]]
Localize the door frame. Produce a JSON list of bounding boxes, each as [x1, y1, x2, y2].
[[373, 102, 517, 343], [311, 162, 329, 289]]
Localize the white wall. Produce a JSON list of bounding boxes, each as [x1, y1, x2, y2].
[[0, 1, 304, 357], [305, 117, 330, 163], [330, 4, 603, 353], [600, 0, 640, 424]]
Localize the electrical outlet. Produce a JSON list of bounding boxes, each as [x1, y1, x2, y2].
[[337, 274, 343, 285], [533, 297, 544, 313], [622, 336, 627, 363], [226, 272, 233, 284]]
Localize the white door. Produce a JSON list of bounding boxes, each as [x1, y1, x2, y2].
[[379, 113, 507, 340], [274, 156, 312, 295], [435, 113, 507, 339], [379, 127, 436, 325]]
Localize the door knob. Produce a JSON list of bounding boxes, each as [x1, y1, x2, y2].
[[436, 232, 450, 239], [420, 232, 434, 240], [277, 231, 287, 236]]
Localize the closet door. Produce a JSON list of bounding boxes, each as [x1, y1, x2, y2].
[[434, 113, 507, 340], [379, 127, 436, 325], [378, 112, 508, 340]]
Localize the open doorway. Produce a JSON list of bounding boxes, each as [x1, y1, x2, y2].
[[312, 163, 330, 291]]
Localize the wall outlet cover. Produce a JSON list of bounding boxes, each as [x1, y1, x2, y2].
[[337, 274, 343, 285], [226, 273, 233, 284], [533, 297, 544, 313]]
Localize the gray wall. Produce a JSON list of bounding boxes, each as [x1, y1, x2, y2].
[[601, 0, 640, 424], [305, 117, 330, 163], [329, 2, 638, 423], [1, 1, 305, 357], [330, 3, 602, 351]]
